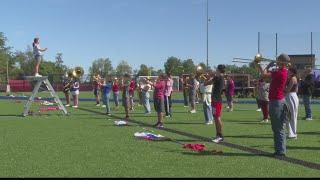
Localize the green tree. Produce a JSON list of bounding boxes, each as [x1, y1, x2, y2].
[[164, 56, 183, 75], [0, 32, 13, 83], [89, 58, 113, 78], [182, 59, 196, 74], [55, 53, 63, 67], [137, 64, 152, 76], [116, 60, 132, 76]]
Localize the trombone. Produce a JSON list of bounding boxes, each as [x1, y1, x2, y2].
[[232, 53, 275, 64]]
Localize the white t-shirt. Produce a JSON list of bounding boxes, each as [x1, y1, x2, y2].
[[33, 43, 41, 56]]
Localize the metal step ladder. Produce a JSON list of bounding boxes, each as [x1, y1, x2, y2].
[[23, 76, 68, 117]]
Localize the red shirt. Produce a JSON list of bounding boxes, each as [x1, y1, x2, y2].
[[112, 83, 119, 92], [93, 81, 101, 90], [129, 80, 135, 94], [269, 67, 288, 101], [154, 80, 166, 99]]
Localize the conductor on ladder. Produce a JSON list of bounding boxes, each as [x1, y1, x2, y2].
[[33, 37, 47, 77]]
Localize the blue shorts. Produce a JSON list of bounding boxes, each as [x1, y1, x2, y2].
[[34, 55, 42, 63]]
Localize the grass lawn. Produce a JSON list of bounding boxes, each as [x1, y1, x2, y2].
[[0, 92, 320, 177]]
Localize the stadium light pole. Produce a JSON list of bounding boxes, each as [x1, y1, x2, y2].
[[206, 0, 210, 70]]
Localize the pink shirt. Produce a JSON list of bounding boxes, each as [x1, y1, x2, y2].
[[269, 67, 288, 101], [154, 80, 166, 99], [165, 78, 174, 96]]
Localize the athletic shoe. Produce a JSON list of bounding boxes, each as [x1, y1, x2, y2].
[[212, 136, 224, 143], [35, 73, 42, 77], [96, 104, 101, 107], [72, 105, 78, 108], [102, 105, 106, 108], [157, 123, 164, 128], [288, 136, 297, 140], [190, 110, 196, 114], [65, 104, 70, 107], [225, 106, 230, 109], [256, 108, 261, 112], [229, 108, 233, 112], [184, 106, 189, 108], [205, 121, 213, 125], [144, 112, 152, 115], [106, 113, 111, 116], [260, 119, 269, 123], [306, 118, 313, 121]]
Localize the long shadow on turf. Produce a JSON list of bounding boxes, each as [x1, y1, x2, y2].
[[299, 131, 320, 135], [0, 114, 24, 117], [224, 135, 273, 139], [165, 122, 204, 125], [181, 151, 257, 157], [287, 146, 320, 151]]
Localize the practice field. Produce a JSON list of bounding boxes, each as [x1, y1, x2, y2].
[[0, 95, 320, 177]]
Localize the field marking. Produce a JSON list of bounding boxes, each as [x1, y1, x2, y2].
[[79, 107, 320, 171]]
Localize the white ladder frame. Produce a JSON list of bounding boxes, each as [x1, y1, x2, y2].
[[23, 76, 67, 117]]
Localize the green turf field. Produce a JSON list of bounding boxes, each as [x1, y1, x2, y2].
[[0, 94, 320, 177]]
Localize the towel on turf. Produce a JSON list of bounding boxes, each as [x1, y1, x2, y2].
[[183, 144, 205, 152], [134, 132, 165, 140], [114, 120, 129, 126]]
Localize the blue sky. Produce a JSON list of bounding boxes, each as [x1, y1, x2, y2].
[[1, 0, 320, 73]]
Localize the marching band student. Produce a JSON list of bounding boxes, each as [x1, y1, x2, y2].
[[301, 68, 314, 121], [112, 78, 120, 110], [32, 37, 47, 77], [164, 73, 174, 118], [122, 74, 131, 119], [70, 77, 80, 108], [200, 71, 213, 125], [257, 53, 290, 157], [152, 74, 166, 128], [93, 74, 102, 106], [285, 68, 299, 139], [187, 73, 197, 113], [225, 75, 235, 112], [141, 78, 152, 115], [181, 75, 189, 107], [63, 76, 71, 107], [129, 78, 136, 111], [102, 77, 113, 116], [205, 65, 226, 143], [257, 78, 270, 123]]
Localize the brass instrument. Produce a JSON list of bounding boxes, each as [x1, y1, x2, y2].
[[63, 67, 84, 92], [232, 53, 291, 68], [72, 66, 84, 78], [196, 65, 207, 80]]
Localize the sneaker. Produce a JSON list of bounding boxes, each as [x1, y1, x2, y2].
[[306, 117, 313, 121], [288, 136, 297, 140], [144, 112, 152, 115], [256, 108, 261, 112], [260, 119, 269, 123], [35, 73, 42, 77], [96, 104, 101, 106], [157, 123, 164, 128], [72, 105, 78, 108], [229, 108, 233, 112], [205, 121, 213, 125], [65, 104, 70, 107], [190, 110, 196, 114], [212, 136, 224, 143], [184, 105, 189, 107], [106, 113, 111, 116], [102, 105, 106, 108], [225, 106, 230, 109]]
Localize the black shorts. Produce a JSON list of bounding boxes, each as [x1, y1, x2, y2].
[[154, 97, 165, 113], [94, 89, 100, 96]]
